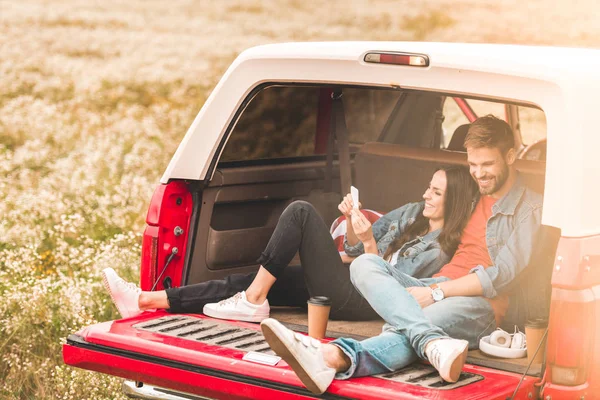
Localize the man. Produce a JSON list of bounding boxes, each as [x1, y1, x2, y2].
[[260, 114, 543, 394]]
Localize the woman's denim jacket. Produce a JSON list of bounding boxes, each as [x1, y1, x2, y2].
[[343, 202, 449, 279], [469, 175, 543, 299]]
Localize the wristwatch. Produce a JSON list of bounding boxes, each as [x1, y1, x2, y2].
[[430, 283, 445, 302]]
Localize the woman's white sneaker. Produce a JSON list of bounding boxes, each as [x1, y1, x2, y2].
[[260, 318, 335, 394], [203, 291, 270, 323], [425, 338, 469, 383], [101, 267, 142, 319]]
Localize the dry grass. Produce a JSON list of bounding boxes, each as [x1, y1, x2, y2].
[[0, 0, 598, 398]]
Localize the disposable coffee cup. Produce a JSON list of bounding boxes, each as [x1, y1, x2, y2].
[[525, 318, 548, 364], [307, 296, 332, 339]]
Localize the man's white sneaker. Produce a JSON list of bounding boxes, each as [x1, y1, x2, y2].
[[425, 338, 469, 383], [203, 291, 269, 323], [260, 318, 335, 394], [101, 267, 142, 319]]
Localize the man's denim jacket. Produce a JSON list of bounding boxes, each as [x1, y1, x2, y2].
[[470, 174, 543, 299], [343, 202, 449, 279]]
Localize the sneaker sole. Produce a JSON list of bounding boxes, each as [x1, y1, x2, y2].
[[444, 341, 469, 383], [101, 269, 130, 319], [203, 308, 269, 323], [261, 320, 325, 394]]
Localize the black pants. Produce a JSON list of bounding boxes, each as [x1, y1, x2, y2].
[[166, 201, 379, 321]]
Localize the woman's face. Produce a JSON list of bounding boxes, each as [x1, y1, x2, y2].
[[422, 170, 447, 223]]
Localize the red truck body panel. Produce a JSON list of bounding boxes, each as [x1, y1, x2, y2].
[[63, 311, 540, 399]]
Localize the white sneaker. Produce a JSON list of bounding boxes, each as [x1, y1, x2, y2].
[[260, 318, 335, 394], [101, 267, 142, 319], [203, 291, 269, 323], [425, 338, 469, 383]]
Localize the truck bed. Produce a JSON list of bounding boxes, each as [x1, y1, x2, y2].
[[63, 311, 541, 399]]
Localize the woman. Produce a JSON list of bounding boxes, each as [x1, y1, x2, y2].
[[102, 166, 477, 322]]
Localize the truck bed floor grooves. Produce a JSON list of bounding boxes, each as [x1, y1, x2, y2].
[[132, 315, 483, 390]]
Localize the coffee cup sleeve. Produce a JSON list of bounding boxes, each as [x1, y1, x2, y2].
[[490, 329, 511, 348]]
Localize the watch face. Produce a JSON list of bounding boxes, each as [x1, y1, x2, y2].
[[432, 288, 444, 301]]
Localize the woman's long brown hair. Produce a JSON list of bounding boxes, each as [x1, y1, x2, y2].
[[383, 166, 477, 260]]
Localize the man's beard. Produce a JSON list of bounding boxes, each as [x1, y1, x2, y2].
[[476, 162, 509, 195]]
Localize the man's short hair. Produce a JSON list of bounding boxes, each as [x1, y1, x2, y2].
[[464, 115, 515, 154]]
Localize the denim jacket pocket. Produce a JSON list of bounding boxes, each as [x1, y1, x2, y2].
[[403, 247, 417, 258], [400, 239, 428, 258], [388, 221, 399, 234]]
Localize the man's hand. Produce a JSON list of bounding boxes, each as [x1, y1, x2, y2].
[[407, 287, 434, 309]]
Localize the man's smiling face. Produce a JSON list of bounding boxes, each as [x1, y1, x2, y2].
[[466, 146, 514, 196]]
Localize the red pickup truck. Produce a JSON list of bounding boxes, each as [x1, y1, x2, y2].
[[63, 42, 600, 399]]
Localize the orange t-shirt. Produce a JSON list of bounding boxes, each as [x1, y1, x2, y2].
[[434, 196, 509, 326]]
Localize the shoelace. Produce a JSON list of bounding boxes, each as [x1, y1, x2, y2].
[[116, 279, 141, 294], [428, 346, 442, 369], [218, 292, 242, 306]]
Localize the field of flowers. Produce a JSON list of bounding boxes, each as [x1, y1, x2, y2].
[[1, 0, 598, 398]]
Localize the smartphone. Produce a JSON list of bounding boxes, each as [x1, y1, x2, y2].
[[351, 185, 359, 210]]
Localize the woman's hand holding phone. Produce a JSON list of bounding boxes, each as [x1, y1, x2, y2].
[[350, 209, 377, 254], [338, 193, 360, 218], [339, 192, 363, 247]]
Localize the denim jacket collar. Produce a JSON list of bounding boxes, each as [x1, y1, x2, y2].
[[491, 173, 526, 217]]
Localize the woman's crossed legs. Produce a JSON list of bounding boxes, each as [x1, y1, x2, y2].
[[102, 201, 378, 321]]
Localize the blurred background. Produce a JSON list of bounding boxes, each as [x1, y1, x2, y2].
[[1, 0, 599, 398]]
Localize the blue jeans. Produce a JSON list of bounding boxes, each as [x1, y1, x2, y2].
[[331, 253, 496, 379]]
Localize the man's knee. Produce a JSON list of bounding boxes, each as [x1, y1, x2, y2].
[[350, 253, 387, 288], [423, 297, 494, 344]]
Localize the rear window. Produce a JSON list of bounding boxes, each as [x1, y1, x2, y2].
[[219, 85, 548, 166]]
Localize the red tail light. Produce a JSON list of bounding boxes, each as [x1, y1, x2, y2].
[[543, 235, 600, 397], [364, 52, 429, 67], [140, 227, 159, 291], [140, 181, 193, 291]]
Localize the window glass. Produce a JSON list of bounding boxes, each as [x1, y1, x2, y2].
[[519, 106, 546, 145], [220, 87, 548, 164], [219, 86, 402, 164], [441, 98, 470, 148], [468, 99, 506, 120], [442, 98, 547, 160], [343, 88, 402, 144], [442, 98, 507, 150], [220, 86, 319, 162]]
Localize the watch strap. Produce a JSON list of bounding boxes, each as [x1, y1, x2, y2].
[[429, 283, 444, 302]]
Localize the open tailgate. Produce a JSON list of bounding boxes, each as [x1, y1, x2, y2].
[[63, 311, 537, 399]]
